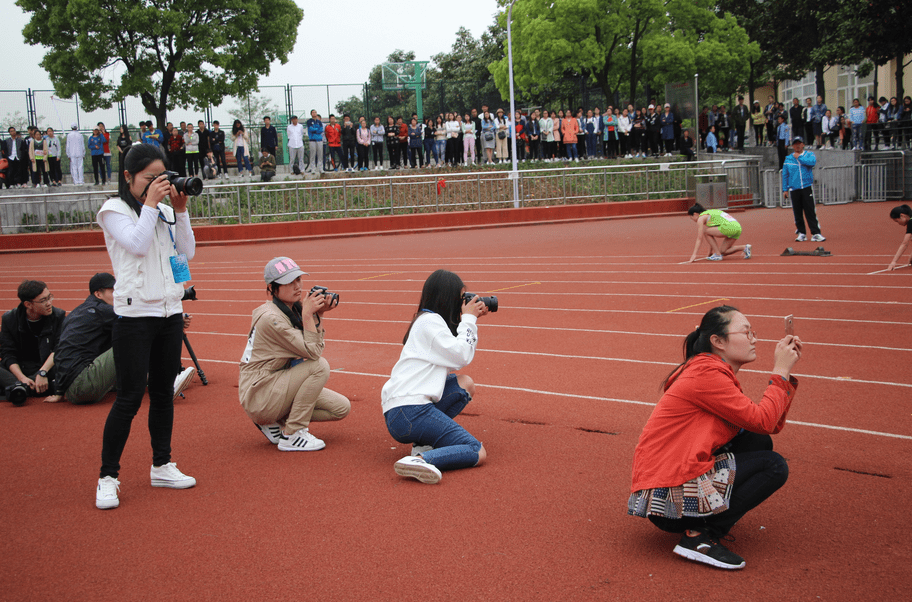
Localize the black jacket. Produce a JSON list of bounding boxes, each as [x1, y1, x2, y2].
[[2, 136, 29, 161], [211, 129, 226, 152], [197, 128, 211, 154], [0, 305, 66, 374], [789, 105, 804, 130], [260, 126, 278, 149], [53, 295, 117, 392], [341, 123, 357, 145]]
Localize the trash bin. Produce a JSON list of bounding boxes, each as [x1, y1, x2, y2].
[[694, 174, 728, 209]]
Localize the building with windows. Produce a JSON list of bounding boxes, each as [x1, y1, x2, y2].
[[755, 59, 911, 108]]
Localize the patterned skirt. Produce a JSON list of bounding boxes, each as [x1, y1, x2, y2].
[[628, 453, 737, 519]]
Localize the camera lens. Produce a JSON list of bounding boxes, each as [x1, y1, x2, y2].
[[7, 383, 28, 406], [169, 174, 204, 196]]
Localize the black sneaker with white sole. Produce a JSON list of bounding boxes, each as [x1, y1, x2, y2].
[[672, 532, 745, 570]]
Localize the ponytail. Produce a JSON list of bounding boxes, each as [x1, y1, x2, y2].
[[662, 305, 739, 389]]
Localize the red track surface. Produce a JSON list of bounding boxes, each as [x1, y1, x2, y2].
[[1, 201, 909, 601]]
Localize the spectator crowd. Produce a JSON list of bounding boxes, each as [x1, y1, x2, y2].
[[4, 92, 911, 187]]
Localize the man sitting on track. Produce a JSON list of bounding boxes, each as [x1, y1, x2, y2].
[[53, 273, 195, 405], [239, 257, 351, 451], [0, 280, 65, 405], [686, 203, 752, 263], [887, 204, 912, 271]]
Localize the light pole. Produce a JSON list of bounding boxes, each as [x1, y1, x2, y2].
[[507, 0, 520, 208]]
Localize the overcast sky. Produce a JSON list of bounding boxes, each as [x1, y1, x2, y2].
[[2, 0, 503, 128]]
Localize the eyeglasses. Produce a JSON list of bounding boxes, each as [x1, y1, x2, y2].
[[727, 329, 757, 340], [31, 294, 54, 305]]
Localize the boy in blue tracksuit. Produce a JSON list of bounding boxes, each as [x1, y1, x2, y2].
[[782, 136, 824, 242], [306, 110, 324, 173]]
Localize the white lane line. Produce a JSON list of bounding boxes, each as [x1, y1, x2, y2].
[[190, 362, 911, 440], [188, 323, 912, 353], [189, 338, 912, 389]]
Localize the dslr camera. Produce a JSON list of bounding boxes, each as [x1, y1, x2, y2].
[[463, 292, 498, 312], [162, 170, 204, 196], [310, 286, 340, 306], [5, 382, 28, 406]]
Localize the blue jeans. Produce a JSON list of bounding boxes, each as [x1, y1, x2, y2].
[[424, 139, 435, 165], [235, 147, 251, 172], [435, 140, 446, 163], [566, 142, 578, 160], [384, 374, 481, 471]]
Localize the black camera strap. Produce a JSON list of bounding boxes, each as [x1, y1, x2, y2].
[[131, 179, 176, 225], [272, 297, 304, 331]]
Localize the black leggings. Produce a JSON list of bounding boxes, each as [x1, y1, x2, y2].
[[648, 431, 789, 539], [100, 314, 183, 478]]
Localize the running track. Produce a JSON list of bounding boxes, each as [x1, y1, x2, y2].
[[1, 201, 909, 601]]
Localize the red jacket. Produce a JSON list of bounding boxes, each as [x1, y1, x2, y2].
[[630, 353, 797, 492], [398, 123, 408, 142], [325, 123, 341, 147], [866, 105, 879, 124]]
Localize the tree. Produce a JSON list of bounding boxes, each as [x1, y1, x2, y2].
[[640, 1, 760, 101], [228, 94, 283, 128], [488, 0, 755, 108], [824, 0, 912, 100], [2, 111, 46, 133], [17, 0, 303, 132], [489, 0, 657, 107]]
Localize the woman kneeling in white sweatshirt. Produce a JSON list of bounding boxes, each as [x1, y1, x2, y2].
[[381, 269, 489, 484]]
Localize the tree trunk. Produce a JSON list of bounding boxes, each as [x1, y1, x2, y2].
[[139, 91, 167, 133], [628, 18, 643, 106], [815, 64, 825, 101], [896, 52, 905, 101], [748, 61, 756, 106]]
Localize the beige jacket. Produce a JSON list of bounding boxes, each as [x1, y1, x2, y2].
[[238, 301, 324, 410]]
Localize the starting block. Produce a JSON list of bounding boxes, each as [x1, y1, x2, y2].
[[781, 246, 831, 256]]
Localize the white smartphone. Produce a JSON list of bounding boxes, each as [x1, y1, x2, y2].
[[784, 315, 794, 337]]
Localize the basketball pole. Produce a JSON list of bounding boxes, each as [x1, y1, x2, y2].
[[507, 0, 520, 209]]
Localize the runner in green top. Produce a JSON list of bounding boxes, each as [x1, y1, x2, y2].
[[686, 203, 752, 262]]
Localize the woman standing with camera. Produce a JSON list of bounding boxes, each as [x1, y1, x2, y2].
[[239, 257, 350, 450], [382, 269, 489, 484], [94, 143, 197, 510]]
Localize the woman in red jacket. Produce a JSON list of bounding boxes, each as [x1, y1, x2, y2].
[[628, 305, 802, 570]]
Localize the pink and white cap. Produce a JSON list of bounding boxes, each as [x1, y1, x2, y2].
[[264, 257, 308, 285]]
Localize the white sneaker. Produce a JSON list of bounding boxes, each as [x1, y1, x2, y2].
[[811, 233, 826, 242], [743, 244, 752, 260], [255, 422, 286, 445], [796, 233, 807, 242], [150, 462, 196, 489], [707, 254, 723, 261], [173, 367, 194, 400], [278, 427, 326, 451], [96, 476, 120, 509], [410, 444, 434, 457], [394, 455, 442, 484]]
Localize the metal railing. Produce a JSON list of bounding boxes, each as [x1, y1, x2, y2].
[[818, 166, 854, 205], [858, 163, 887, 202], [1, 159, 762, 234], [860, 151, 904, 200], [762, 162, 891, 209]]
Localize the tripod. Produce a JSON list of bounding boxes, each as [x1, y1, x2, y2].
[[181, 285, 208, 385], [182, 333, 208, 386]]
